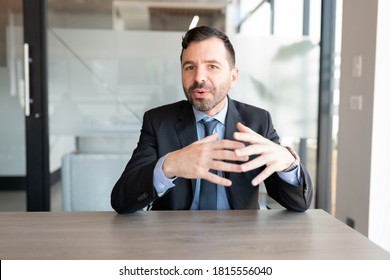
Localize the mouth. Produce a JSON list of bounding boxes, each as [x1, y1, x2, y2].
[[192, 86, 211, 99]]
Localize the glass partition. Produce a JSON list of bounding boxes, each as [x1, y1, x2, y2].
[[47, 28, 319, 211], [0, 3, 26, 211], [49, 29, 319, 137], [0, 24, 25, 176]]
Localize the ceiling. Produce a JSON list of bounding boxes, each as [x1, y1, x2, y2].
[[0, 0, 228, 31]]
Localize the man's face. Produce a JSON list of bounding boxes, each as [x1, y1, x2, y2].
[[181, 37, 238, 116]]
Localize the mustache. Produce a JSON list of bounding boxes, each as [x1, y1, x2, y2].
[[188, 81, 212, 92]]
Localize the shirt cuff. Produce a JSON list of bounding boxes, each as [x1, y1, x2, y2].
[[277, 165, 301, 186], [153, 155, 176, 196]]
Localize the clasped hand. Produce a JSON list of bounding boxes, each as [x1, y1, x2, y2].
[[162, 122, 295, 186]]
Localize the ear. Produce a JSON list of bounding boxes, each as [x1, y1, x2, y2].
[[230, 67, 239, 89]]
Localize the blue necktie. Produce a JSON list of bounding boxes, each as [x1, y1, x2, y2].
[[199, 119, 219, 210]]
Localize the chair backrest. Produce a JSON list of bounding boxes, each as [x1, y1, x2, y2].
[[62, 153, 129, 211]]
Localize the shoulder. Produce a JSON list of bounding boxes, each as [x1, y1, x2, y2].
[[141, 100, 193, 128], [147, 100, 189, 114], [229, 98, 271, 118], [144, 100, 190, 119], [228, 98, 277, 141]]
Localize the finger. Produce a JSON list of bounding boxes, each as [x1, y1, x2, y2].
[[234, 131, 267, 145], [198, 133, 219, 143], [234, 122, 269, 144], [251, 165, 275, 186], [236, 122, 253, 133], [209, 160, 244, 173], [198, 137, 246, 153], [240, 154, 269, 172], [234, 144, 268, 157], [208, 139, 246, 150], [203, 172, 232, 187], [211, 149, 249, 162]]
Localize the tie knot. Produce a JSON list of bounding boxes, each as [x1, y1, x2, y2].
[[200, 118, 219, 136]]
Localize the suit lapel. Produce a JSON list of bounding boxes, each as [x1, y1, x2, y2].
[[225, 97, 243, 141], [174, 103, 197, 148], [174, 102, 198, 194], [224, 98, 244, 202]]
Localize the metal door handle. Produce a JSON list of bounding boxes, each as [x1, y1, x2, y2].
[[23, 43, 30, 116]]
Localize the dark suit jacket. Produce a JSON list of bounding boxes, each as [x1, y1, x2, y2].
[[111, 97, 313, 213]]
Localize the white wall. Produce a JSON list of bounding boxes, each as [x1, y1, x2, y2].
[[336, 0, 390, 252], [369, 0, 390, 252]]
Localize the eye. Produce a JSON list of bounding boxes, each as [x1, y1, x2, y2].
[[184, 65, 195, 71], [209, 64, 218, 69]]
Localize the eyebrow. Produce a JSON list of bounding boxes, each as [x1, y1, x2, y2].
[[182, 59, 223, 67]]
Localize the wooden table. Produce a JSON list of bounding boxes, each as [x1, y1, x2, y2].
[[0, 209, 389, 260]]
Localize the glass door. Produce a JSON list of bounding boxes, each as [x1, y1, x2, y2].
[[0, 0, 27, 211], [0, 0, 50, 211]]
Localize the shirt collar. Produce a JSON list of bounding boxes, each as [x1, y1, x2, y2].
[[192, 97, 228, 125]]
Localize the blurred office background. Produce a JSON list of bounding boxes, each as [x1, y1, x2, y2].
[[0, 0, 389, 252]]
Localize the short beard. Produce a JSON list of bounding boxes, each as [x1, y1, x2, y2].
[[184, 81, 226, 113]]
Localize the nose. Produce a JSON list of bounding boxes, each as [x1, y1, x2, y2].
[[194, 67, 207, 84]]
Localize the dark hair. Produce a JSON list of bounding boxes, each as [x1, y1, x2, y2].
[[180, 26, 236, 67]]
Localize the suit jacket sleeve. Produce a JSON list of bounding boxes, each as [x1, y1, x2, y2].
[[263, 119, 313, 212]]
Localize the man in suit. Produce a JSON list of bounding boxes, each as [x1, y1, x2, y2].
[[111, 26, 313, 213]]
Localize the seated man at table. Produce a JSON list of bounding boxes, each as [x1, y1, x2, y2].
[[111, 26, 313, 214]]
